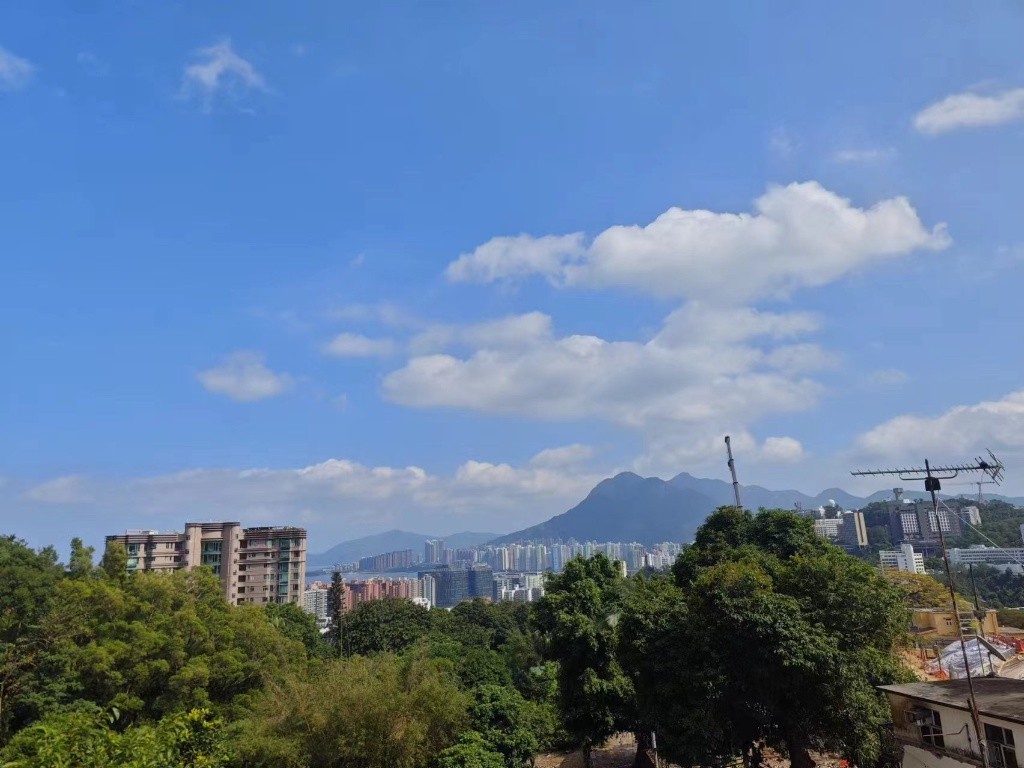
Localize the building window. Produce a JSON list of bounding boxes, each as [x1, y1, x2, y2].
[[945, 618, 953, 628], [919, 709, 944, 748], [986, 724, 1017, 768]]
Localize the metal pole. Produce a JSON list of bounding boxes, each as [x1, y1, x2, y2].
[[725, 436, 742, 509], [928, 460, 989, 768]]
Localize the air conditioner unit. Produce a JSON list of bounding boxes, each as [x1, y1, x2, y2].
[[906, 708, 931, 726]]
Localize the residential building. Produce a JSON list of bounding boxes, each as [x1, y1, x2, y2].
[[880, 678, 1024, 768], [911, 607, 1000, 638], [424, 539, 446, 564], [303, 587, 329, 621], [106, 522, 306, 606], [112, 530, 185, 573], [950, 546, 1024, 569], [880, 543, 926, 574]]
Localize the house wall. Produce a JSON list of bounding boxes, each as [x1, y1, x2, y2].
[[886, 692, 1024, 768]]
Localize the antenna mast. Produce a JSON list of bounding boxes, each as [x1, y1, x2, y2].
[[851, 451, 1005, 768], [724, 435, 743, 509]]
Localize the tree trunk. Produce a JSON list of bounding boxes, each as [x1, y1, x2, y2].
[[634, 731, 656, 768], [583, 743, 594, 768], [785, 728, 816, 768]]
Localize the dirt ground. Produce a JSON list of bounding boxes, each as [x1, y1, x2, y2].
[[534, 733, 641, 768], [534, 735, 849, 768]]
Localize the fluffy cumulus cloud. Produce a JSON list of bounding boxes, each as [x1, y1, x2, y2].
[[323, 332, 396, 357], [0, 45, 33, 91], [383, 303, 828, 470], [446, 182, 948, 303], [14, 448, 604, 542], [409, 312, 553, 354], [915, 88, 1024, 135], [855, 390, 1024, 461], [181, 39, 266, 110], [197, 351, 293, 401]]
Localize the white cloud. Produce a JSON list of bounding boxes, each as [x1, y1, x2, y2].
[[855, 390, 1024, 461], [832, 147, 896, 164], [181, 39, 266, 110], [759, 436, 805, 463], [0, 46, 33, 91], [410, 312, 553, 354], [446, 234, 585, 284], [446, 182, 948, 303], [915, 88, 1024, 134], [383, 303, 827, 470], [11, 449, 604, 541], [323, 332, 396, 357], [25, 475, 92, 504], [197, 351, 293, 401]]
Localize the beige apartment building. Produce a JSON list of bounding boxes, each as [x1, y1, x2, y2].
[[106, 522, 306, 606]]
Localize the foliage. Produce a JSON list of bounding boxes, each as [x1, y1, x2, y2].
[[433, 731, 505, 768], [0, 708, 232, 768], [339, 597, 434, 656], [946, 564, 1024, 609], [622, 508, 913, 768], [883, 571, 970, 609], [997, 608, 1024, 628], [264, 602, 330, 658], [467, 685, 537, 768], [233, 654, 468, 768], [0, 537, 65, 741], [533, 554, 633, 766]]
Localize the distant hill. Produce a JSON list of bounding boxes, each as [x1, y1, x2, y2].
[[668, 472, 894, 511], [490, 471, 1024, 546], [308, 529, 498, 569], [489, 472, 718, 545]]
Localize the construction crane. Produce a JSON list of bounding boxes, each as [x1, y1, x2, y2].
[[953, 479, 996, 505]]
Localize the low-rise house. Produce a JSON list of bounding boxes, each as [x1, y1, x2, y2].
[[880, 678, 1024, 768]]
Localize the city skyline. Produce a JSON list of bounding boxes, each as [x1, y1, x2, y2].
[[5, 3, 1024, 553]]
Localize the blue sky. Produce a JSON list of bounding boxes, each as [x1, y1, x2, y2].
[[3, 1, 1024, 553]]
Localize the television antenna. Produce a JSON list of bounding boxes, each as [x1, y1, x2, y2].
[[724, 436, 742, 509], [851, 451, 1004, 768], [952, 479, 997, 505]]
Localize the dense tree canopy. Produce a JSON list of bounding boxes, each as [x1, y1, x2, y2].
[[621, 508, 913, 768], [533, 554, 633, 768]]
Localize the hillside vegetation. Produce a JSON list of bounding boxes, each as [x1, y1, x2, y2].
[[0, 510, 913, 768]]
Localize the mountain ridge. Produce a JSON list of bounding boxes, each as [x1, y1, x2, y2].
[[490, 471, 1024, 545]]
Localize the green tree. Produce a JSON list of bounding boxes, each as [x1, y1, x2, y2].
[[67, 538, 95, 580], [339, 598, 433, 656], [0, 707, 232, 768], [533, 555, 632, 768], [624, 508, 913, 768], [467, 685, 537, 768], [234, 654, 468, 768], [433, 731, 505, 768], [100, 542, 128, 583], [0, 537, 64, 742], [30, 567, 304, 725], [264, 602, 330, 659]]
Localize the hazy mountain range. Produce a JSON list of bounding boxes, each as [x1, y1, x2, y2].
[[311, 472, 1024, 560]]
